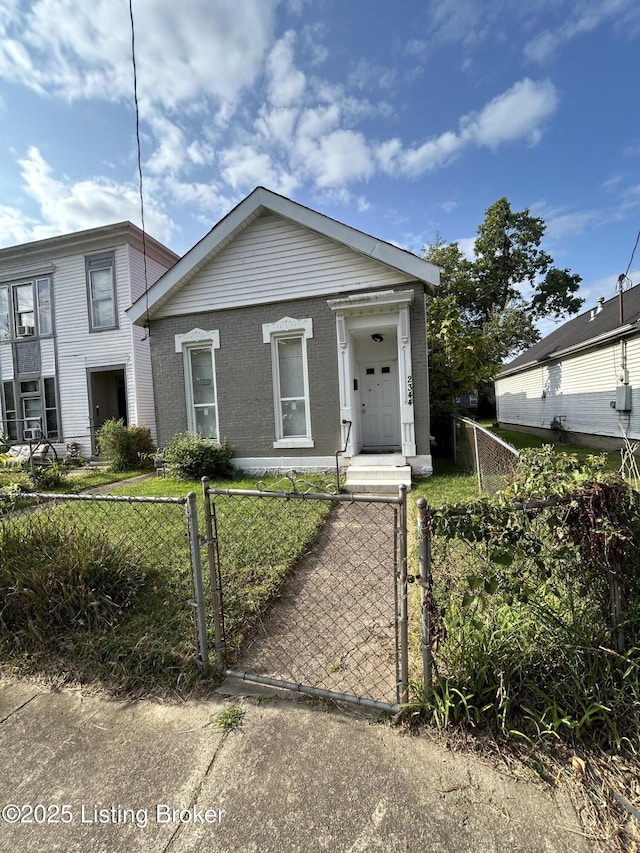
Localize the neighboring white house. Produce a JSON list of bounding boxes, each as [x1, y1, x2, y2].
[[0, 223, 178, 457], [495, 284, 640, 449]]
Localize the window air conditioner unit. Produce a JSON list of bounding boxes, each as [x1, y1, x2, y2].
[[17, 325, 34, 337], [23, 428, 39, 440]]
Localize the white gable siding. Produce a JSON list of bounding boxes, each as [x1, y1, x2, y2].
[[156, 213, 415, 318], [497, 334, 640, 441]]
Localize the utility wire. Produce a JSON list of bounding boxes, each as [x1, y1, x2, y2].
[[623, 226, 640, 279], [128, 0, 151, 336]]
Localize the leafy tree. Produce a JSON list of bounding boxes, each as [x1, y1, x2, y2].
[[425, 198, 583, 431]]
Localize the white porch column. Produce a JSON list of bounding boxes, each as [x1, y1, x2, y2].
[[398, 304, 416, 457], [335, 312, 355, 456]]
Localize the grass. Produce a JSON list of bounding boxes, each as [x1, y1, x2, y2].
[[215, 705, 245, 732], [0, 469, 331, 695]]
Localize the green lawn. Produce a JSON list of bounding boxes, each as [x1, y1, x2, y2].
[[0, 470, 331, 695]]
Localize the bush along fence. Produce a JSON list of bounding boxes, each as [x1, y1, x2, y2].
[[0, 489, 210, 693], [415, 447, 640, 751]]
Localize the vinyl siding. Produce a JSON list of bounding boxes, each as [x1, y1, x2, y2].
[[496, 334, 640, 440], [156, 212, 415, 318]]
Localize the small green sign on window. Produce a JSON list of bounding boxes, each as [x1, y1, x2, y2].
[[196, 378, 212, 386]]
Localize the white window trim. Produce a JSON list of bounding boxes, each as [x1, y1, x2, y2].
[[262, 317, 314, 449], [86, 252, 118, 332], [176, 329, 221, 440]]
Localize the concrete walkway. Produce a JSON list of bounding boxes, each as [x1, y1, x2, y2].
[[0, 680, 596, 853]]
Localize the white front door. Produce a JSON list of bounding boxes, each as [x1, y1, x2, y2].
[[360, 362, 401, 447]]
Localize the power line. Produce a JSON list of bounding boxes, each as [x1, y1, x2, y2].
[[623, 226, 640, 279], [128, 0, 151, 336]]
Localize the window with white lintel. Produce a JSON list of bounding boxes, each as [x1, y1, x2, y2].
[[262, 317, 314, 448]]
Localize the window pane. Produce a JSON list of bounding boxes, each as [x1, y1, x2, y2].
[[90, 268, 115, 327], [0, 287, 9, 340], [15, 284, 33, 312], [2, 381, 17, 440], [20, 381, 39, 394], [14, 283, 34, 331], [281, 399, 306, 437], [277, 337, 304, 398], [46, 408, 59, 437], [91, 268, 113, 299], [37, 279, 52, 335], [190, 348, 216, 404], [93, 298, 115, 328], [194, 406, 217, 439]]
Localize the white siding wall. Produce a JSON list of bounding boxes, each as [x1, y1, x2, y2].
[[0, 342, 13, 381], [125, 246, 172, 438], [156, 212, 414, 318], [496, 334, 640, 440], [55, 245, 135, 451]]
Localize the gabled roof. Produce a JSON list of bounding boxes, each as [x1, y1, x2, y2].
[[127, 186, 440, 325], [498, 283, 640, 379]]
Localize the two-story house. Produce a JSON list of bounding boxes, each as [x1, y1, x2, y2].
[[0, 222, 178, 457]]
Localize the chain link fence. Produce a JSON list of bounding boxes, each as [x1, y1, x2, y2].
[[415, 492, 632, 704], [453, 416, 519, 494], [0, 490, 209, 673], [204, 477, 408, 712]]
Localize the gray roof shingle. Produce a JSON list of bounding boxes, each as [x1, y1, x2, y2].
[[498, 283, 640, 377]]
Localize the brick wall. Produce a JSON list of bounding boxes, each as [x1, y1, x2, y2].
[[150, 283, 430, 458]]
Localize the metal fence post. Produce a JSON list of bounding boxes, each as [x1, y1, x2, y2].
[[417, 497, 432, 704], [610, 560, 625, 654], [472, 422, 483, 493], [186, 491, 210, 674], [202, 477, 226, 671], [398, 484, 409, 705]]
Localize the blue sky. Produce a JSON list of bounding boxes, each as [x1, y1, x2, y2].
[[1, 0, 639, 332]]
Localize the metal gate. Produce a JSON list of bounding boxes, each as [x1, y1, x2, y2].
[[202, 475, 408, 714]]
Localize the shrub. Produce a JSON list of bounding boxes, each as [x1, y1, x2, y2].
[[163, 432, 233, 480], [0, 523, 148, 636], [97, 419, 156, 471], [30, 462, 68, 490]]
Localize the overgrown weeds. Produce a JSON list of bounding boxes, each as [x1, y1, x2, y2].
[[412, 447, 640, 849]]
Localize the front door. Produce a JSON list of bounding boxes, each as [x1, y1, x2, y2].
[[360, 362, 400, 448]]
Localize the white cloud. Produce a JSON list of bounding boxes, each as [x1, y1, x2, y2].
[[380, 78, 558, 177], [524, 0, 640, 63], [16, 147, 175, 242], [266, 31, 306, 108], [0, 0, 278, 113], [295, 130, 375, 188], [461, 78, 558, 148], [220, 145, 299, 196]]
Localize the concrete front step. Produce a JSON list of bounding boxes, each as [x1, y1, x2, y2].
[[345, 464, 412, 494]]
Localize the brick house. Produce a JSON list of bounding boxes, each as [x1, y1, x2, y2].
[[128, 188, 439, 490]]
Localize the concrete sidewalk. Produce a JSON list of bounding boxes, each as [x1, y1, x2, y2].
[[0, 680, 595, 853]]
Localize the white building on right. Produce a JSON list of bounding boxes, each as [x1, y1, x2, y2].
[[495, 284, 640, 450]]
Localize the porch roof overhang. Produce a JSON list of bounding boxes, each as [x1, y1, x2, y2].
[[327, 289, 414, 317]]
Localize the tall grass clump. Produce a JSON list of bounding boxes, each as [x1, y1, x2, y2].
[[420, 447, 640, 753], [0, 523, 148, 636]]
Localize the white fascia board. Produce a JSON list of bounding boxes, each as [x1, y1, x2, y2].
[[128, 186, 440, 326]]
